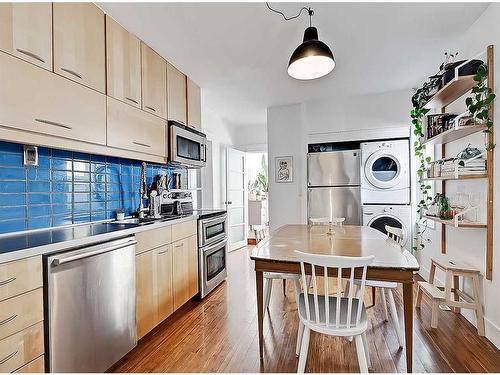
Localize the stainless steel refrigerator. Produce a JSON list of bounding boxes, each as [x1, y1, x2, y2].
[[307, 149, 361, 225]]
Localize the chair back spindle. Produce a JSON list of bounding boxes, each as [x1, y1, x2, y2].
[[385, 225, 403, 244]]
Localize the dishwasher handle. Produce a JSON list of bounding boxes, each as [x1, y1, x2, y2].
[[51, 239, 137, 267]]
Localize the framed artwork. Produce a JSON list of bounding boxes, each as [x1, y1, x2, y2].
[[275, 156, 293, 183]]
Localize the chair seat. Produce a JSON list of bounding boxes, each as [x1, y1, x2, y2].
[[264, 272, 300, 280], [298, 293, 367, 330], [354, 279, 397, 289]]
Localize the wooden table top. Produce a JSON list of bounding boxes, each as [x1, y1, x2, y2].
[[250, 224, 419, 271]]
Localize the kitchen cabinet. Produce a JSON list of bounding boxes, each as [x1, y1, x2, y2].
[[107, 97, 166, 157], [141, 43, 167, 118], [0, 322, 44, 373], [53, 3, 106, 93], [136, 250, 157, 339], [0, 256, 42, 302], [0, 52, 107, 145], [167, 62, 187, 125], [0, 288, 43, 340], [14, 355, 44, 373], [172, 235, 198, 310], [0, 3, 52, 71], [187, 77, 202, 130], [106, 16, 142, 108], [156, 245, 174, 322]]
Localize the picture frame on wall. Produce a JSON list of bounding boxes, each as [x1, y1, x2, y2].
[[275, 156, 293, 183]]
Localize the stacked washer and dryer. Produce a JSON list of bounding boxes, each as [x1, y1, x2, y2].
[[361, 140, 412, 248]]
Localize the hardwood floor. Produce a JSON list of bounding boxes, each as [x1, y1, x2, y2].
[[112, 245, 500, 373]]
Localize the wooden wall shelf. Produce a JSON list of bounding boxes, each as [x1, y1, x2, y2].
[[421, 174, 487, 181], [423, 215, 487, 228], [422, 124, 487, 146], [424, 75, 477, 109]]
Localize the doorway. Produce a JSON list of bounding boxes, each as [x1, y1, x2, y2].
[[246, 152, 269, 244]]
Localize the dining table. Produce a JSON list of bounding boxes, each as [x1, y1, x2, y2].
[[250, 224, 420, 372]]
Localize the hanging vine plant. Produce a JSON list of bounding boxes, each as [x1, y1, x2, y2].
[[465, 64, 496, 150]]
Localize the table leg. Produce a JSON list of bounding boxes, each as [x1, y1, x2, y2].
[[256, 270, 264, 359], [403, 282, 414, 373]]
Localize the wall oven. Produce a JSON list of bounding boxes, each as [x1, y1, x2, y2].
[[169, 121, 207, 168], [198, 212, 228, 298]]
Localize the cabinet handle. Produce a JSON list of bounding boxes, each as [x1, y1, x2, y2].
[[35, 119, 72, 130], [0, 277, 16, 287], [60, 67, 83, 79], [174, 243, 184, 248], [157, 249, 169, 255], [0, 314, 17, 327], [126, 97, 139, 105], [145, 105, 156, 112], [133, 141, 151, 148], [0, 350, 19, 365], [15, 48, 45, 63]]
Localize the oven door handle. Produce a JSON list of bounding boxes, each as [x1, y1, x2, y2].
[[201, 214, 228, 226], [202, 238, 227, 256]]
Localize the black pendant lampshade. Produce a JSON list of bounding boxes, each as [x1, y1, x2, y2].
[[287, 26, 335, 80]]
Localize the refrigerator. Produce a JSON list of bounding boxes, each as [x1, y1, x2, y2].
[[307, 149, 361, 225]]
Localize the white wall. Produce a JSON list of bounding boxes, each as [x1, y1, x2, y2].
[[415, 3, 500, 348], [232, 123, 268, 152], [201, 106, 235, 209]]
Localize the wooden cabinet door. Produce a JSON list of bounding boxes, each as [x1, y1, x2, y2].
[[187, 77, 202, 130], [0, 52, 106, 145], [167, 62, 187, 124], [141, 43, 166, 118], [172, 238, 189, 310], [0, 322, 43, 373], [0, 3, 52, 70], [136, 250, 157, 339], [106, 16, 142, 108], [107, 97, 166, 157], [53, 3, 105, 93], [187, 235, 199, 298], [156, 245, 173, 322]]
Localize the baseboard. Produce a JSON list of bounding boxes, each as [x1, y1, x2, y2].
[[417, 268, 500, 349]]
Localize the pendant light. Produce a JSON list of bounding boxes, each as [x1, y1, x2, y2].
[[267, 3, 335, 80]]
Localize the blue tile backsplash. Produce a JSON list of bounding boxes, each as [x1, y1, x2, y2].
[[0, 141, 187, 235]]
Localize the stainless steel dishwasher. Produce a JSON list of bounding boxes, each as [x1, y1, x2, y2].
[[45, 236, 137, 373]]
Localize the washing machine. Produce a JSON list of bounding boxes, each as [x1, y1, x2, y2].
[[361, 139, 410, 204], [363, 205, 412, 248]]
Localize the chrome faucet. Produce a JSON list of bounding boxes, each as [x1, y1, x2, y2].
[[137, 162, 149, 218]]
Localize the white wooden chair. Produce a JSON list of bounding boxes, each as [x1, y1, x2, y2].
[[294, 250, 374, 373], [347, 225, 403, 348]]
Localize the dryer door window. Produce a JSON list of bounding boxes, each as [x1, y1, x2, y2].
[[368, 214, 407, 246], [365, 151, 402, 189]]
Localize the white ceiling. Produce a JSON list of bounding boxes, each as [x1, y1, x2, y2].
[[99, 2, 489, 128]]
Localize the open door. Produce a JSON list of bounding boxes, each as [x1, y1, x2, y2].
[[226, 147, 247, 251]]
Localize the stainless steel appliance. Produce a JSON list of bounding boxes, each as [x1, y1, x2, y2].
[[197, 211, 228, 298], [307, 149, 361, 224], [45, 237, 137, 373], [169, 121, 207, 168]]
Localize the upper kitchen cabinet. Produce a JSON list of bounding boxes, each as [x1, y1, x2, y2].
[[187, 77, 202, 130], [141, 42, 167, 118], [167, 62, 187, 125], [53, 3, 106, 93], [0, 3, 52, 71], [106, 16, 142, 108]]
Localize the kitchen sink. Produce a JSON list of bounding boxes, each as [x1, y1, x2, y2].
[[111, 214, 193, 226]]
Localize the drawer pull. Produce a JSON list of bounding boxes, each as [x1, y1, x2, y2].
[[15, 48, 45, 63], [0, 314, 17, 327], [0, 349, 19, 365], [133, 141, 151, 148], [145, 105, 156, 112], [126, 97, 139, 105], [35, 119, 73, 130], [60, 67, 82, 79], [0, 277, 16, 287], [157, 250, 168, 255], [174, 243, 184, 248]]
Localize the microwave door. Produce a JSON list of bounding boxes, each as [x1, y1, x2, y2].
[[170, 125, 206, 167]]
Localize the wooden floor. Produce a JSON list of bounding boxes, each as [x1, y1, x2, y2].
[[112, 246, 500, 373]]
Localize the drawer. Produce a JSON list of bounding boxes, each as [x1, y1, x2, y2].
[[0, 322, 44, 373], [14, 355, 44, 373], [107, 96, 167, 157], [0, 257, 42, 302], [171, 220, 197, 242], [135, 225, 172, 255], [0, 51, 106, 145], [0, 289, 43, 340]]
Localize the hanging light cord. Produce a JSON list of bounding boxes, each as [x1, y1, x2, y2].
[[266, 2, 314, 26]]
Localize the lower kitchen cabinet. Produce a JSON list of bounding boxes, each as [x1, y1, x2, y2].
[[156, 245, 174, 322], [13, 355, 44, 373], [172, 235, 198, 311], [135, 249, 157, 339], [0, 321, 44, 373]]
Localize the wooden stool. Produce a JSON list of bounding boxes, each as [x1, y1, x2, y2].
[[416, 256, 485, 336]]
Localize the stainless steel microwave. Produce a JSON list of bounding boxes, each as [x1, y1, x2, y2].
[[168, 121, 207, 168]]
